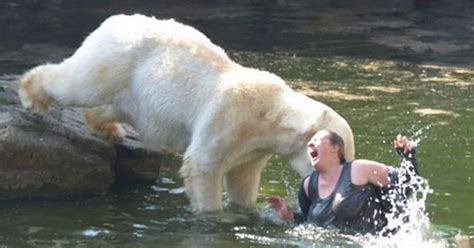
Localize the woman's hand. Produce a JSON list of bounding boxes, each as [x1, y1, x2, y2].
[[267, 196, 294, 222], [394, 134, 416, 155], [393, 134, 419, 175]]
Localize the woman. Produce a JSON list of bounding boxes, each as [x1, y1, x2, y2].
[[267, 129, 419, 234]]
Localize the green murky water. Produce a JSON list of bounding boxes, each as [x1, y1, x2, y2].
[[0, 52, 471, 247], [0, 1, 473, 247]]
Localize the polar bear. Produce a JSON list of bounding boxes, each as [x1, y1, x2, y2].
[[18, 14, 355, 213]]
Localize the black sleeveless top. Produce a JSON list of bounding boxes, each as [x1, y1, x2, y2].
[[294, 161, 388, 234]]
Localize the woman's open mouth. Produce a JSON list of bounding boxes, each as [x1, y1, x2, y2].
[[310, 150, 318, 160]]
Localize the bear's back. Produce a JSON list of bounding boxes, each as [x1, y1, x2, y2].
[[87, 14, 233, 71]]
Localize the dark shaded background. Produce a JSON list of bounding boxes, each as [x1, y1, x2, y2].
[[1, 0, 473, 75]]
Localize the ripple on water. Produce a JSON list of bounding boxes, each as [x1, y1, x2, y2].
[[81, 228, 111, 237]]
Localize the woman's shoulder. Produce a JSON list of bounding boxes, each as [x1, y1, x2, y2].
[[302, 171, 317, 198]]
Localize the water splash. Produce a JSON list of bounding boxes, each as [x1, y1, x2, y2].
[[281, 154, 444, 247], [352, 159, 442, 247], [257, 127, 449, 247], [407, 124, 432, 145], [352, 128, 442, 246]]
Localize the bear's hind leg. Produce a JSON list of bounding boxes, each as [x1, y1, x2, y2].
[[83, 105, 127, 141], [223, 155, 272, 208]]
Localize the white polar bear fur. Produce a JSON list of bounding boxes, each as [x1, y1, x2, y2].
[[18, 14, 355, 213]]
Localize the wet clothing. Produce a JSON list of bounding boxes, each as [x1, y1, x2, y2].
[[293, 149, 419, 234], [293, 162, 387, 234]]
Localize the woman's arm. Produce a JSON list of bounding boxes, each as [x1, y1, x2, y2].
[[352, 134, 419, 188], [351, 159, 391, 187]]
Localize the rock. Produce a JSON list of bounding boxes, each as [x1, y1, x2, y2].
[[112, 140, 181, 185], [0, 76, 181, 201]]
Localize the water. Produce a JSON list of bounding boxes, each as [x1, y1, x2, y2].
[[0, 1, 473, 247]]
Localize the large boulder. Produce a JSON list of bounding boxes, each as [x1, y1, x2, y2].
[[0, 76, 180, 200]]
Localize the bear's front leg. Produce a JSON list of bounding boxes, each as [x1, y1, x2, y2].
[[180, 156, 224, 213], [223, 155, 272, 208]]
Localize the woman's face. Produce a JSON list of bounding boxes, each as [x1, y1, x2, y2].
[[307, 130, 334, 168]]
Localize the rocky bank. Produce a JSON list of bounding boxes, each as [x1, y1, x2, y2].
[[0, 76, 181, 201]]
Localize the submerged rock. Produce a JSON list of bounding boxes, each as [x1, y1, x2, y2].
[[0, 76, 180, 200]]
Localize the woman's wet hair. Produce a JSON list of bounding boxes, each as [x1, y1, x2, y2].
[[327, 130, 346, 163]]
